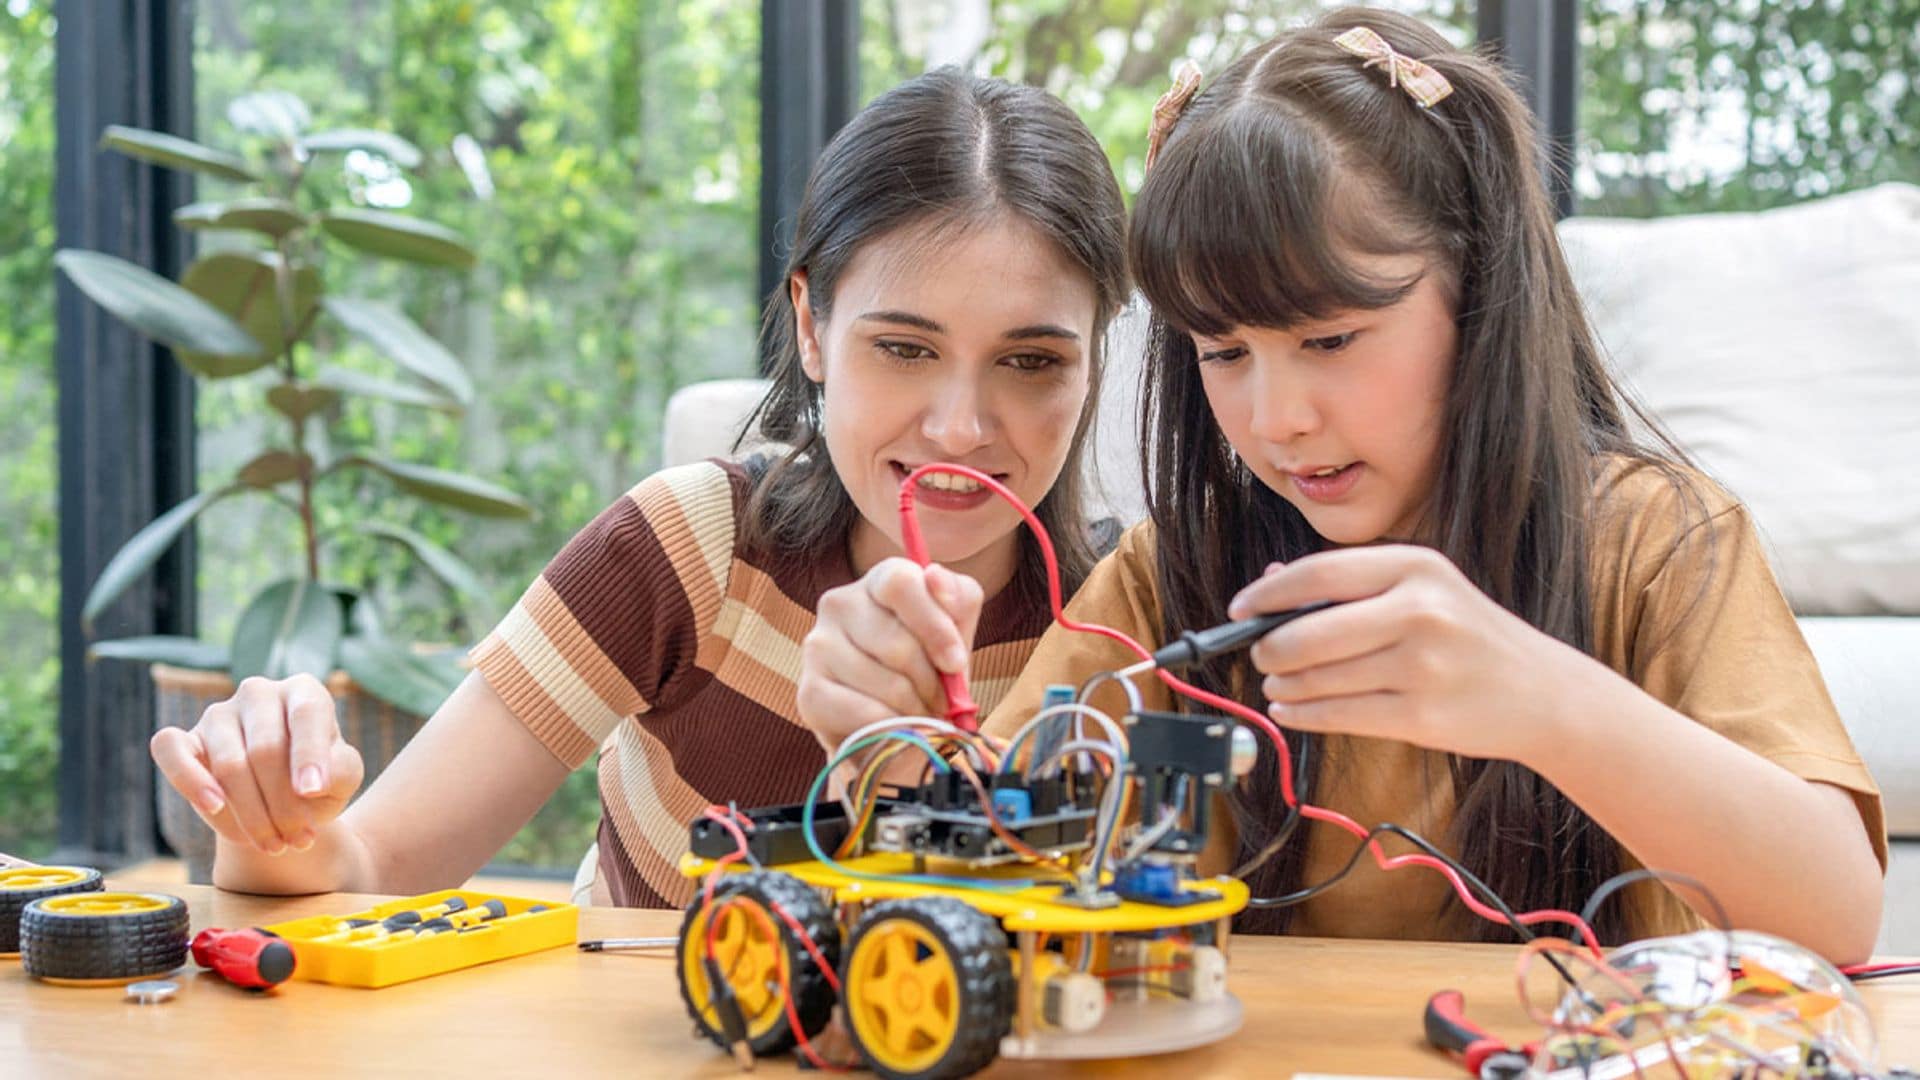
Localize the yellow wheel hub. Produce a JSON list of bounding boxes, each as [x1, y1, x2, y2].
[[36, 893, 171, 916], [0, 867, 91, 890], [681, 898, 789, 1041], [847, 918, 961, 1074]]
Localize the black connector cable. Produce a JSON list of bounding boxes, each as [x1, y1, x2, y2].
[[1142, 600, 1342, 674]]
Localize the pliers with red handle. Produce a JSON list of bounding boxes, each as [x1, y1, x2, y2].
[[1425, 990, 1542, 1080]]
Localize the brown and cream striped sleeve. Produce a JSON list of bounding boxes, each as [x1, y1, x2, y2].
[[469, 460, 741, 768]]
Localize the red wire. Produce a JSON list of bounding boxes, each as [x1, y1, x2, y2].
[[895, 463, 1605, 956]]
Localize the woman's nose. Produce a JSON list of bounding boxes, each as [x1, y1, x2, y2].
[[921, 376, 994, 457]]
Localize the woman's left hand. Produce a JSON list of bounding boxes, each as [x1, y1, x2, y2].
[[1229, 544, 1598, 764]]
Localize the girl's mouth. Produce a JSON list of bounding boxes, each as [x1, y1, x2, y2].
[[1289, 462, 1363, 503]]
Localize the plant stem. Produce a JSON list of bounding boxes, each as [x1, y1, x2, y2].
[[273, 235, 320, 581]]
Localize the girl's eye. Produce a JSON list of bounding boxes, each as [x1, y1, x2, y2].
[[1197, 345, 1247, 365], [877, 341, 934, 363], [1004, 352, 1060, 373], [1303, 332, 1356, 353]]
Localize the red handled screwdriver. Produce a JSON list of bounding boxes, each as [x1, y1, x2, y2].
[[191, 926, 297, 990]]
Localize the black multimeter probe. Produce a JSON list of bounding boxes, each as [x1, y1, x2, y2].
[[1118, 600, 1341, 678]]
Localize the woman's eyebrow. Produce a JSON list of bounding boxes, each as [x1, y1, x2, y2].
[[856, 310, 943, 332], [854, 311, 1079, 343], [1002, 323, 1079, 342]]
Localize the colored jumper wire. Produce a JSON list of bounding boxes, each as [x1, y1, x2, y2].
[[895, 462, 1607, 954]]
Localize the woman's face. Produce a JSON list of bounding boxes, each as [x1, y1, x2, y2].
[[794, 215, 1098, 594], [1189, 251, 1458, 545]]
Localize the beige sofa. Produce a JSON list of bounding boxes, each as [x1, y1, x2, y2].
[[659, 183, 1920, 951]]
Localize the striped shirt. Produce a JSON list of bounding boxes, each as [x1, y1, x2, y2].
[[470, 459, 1053, 907]]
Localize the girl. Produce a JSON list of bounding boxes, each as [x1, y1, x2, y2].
[[148, 68, 1128, 908], [797, 9, 1885, 961]]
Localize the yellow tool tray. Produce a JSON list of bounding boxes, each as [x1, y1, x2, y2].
[[263, 888, 576, 989]]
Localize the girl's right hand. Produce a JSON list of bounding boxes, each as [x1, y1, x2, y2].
[[149, 673, 365, 855], [798, 557, 984, 757]]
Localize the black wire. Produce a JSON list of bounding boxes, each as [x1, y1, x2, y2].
[[1579, 868, 1733, 934], [1231, 733, 1312, 879], [1848, 965, 1920, 982], [1245, 816, 1592, 996]]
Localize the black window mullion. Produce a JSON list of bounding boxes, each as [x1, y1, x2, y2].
[[1478, 0, 1579, 218], [53, 0, 197, 868], [758, 0, 858, 367]]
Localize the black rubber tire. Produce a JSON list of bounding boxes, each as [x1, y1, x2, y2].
[[676, 871, 841, 1058], [842, 896, 1014, 1080], [20, 892, 190, 983], [0, 866, 104, 954]]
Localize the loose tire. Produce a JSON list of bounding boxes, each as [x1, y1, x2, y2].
[[20, 892, 190, 985], [842, 897, 1014, 1080], [0, 866, 104, 955], [677, 871, 840, 1058]]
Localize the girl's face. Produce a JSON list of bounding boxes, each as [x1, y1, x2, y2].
[[1190, 252, 1457, 545], [794, 215, 1098, 594]]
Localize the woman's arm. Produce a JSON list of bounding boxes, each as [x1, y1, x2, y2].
[[162, 671, 569, 896]]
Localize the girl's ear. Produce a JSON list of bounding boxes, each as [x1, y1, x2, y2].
[[791, 270, 824, 384]]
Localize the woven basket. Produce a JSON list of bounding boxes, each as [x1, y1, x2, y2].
[[149, 664, 428, 883]]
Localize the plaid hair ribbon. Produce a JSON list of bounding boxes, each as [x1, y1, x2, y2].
[[1333, 26, 1454, 108]]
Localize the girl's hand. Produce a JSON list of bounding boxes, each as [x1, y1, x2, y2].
[[798, 558, 984, 758], [149, 674, 365, 855], [1229, 545, 1594, 764]]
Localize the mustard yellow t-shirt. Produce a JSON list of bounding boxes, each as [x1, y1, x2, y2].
[[983, 458, 1887, 939]]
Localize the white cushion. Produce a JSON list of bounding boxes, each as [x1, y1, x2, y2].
[[1559, 183, 1920, 615], [1798, 616, 1920, 837]]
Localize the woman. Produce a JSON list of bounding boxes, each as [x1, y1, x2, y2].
[[149, 67, 1129, 908]]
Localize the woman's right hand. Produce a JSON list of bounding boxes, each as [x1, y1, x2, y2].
[[798, 557, 984, 758], [149, 673, 365, 855]]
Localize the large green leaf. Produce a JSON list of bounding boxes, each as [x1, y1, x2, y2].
[[323, 297, 474, 404], [318, 209, 477, 270], [236, 449, 309, 489], [358, 521, 498, 629], [177, 251, 322, 377], [265, 383, 341, 423], [331, 455, 534, 519], [174, 197, 308, 239], [89, 636, 231, 671], [81, 486, 236, 629], [229, 579, 344, 684], [337, 635, 463, 717], [55, 250, 263, 360], [99, 125, 257, 183], [227, 90, 310, 142], [298, 128, 423, 169], [312, 366, 461, 414]]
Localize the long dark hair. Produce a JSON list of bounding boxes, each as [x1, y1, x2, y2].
[[1130, 9, 1703, 942], [739, 68, 1129, 601]]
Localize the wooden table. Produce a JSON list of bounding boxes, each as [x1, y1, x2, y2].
[[3, 881, 1915, 1079]]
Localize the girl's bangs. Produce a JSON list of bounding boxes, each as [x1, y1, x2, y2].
[[1133, 105, 1418, 337]]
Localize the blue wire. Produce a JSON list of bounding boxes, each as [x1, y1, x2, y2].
[[803, 732, 1036, 894]]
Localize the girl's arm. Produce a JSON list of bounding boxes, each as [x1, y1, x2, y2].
[[1232, 544, 1883, 963]]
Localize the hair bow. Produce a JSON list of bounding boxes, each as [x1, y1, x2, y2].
[[1333, 26, 1453, 108], [1145, 60, 1204, 170]]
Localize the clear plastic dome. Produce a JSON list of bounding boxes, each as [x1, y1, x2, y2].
[[1527, 929, 1875, 1080]]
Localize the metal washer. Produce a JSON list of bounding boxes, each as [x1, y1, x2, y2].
[[126, 979, 179, 1004]]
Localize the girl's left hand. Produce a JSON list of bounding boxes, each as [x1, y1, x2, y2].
[[1229, 544, 1598, 764]]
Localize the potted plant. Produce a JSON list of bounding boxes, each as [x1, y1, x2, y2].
[[57, 90, 532, 881]]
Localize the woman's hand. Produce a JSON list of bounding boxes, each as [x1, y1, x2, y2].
[[149, 674, 365, 855], [1229, 545, 1595, 764], [798, 557, 984, 758]]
